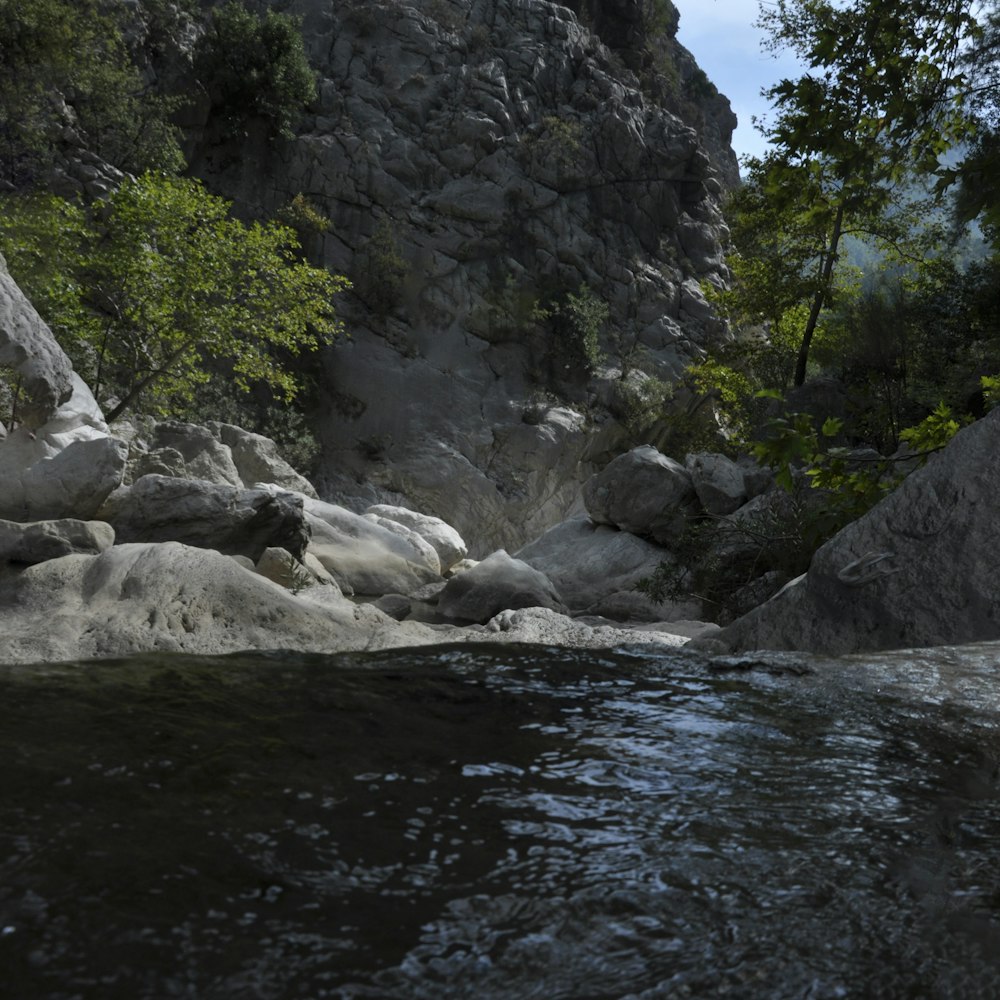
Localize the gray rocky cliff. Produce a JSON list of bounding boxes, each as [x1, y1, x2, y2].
[[187, 0, 737, 553]]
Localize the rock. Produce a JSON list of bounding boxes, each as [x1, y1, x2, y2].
[[373, 593, 412, 620], [583, 445, 697, 545], [0, 542, 442, 663], [130, 420, 242, 487], [362, 512, 442, 575], [211, 422, 319, 498], [515, 517, 699, 621], [436, 549, 565, 624], [0, 518, 115, 565], [255, 546, 335, 594], [96, 475, 309, 562], [705, 409, 1000, 653], [195, 0, 735, 552], [0, 253, 74, 427], [0, 374, 128, 521], [364, 504, 467, 572], [477, 606, 689, 648], [0, 541, 704, 665], [685, 452, 747, 515], [302, 495, 442, 595]]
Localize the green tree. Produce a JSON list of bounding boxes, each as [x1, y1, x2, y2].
[[0, 0, 185, 187], [0, 173, 349, 420], [194, 1, 316, 140], [755, 0, 977, 385]]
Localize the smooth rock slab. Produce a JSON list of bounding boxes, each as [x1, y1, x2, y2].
[[364, 504, 467, 572], [302, 496, 442, 596], [0, 254, 74, 427]]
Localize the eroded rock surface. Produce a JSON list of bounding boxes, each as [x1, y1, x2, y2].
[[97, 475, 310, 562], [192, 0, 735, 551], [704, 409, 1000, 654]]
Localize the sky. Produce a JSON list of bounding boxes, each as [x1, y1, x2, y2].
[[675, 0, 805, 166]]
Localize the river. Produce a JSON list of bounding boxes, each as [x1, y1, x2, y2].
[[3, 642, 1000, 998]]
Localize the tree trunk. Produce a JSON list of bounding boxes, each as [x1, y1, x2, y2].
[[793, 202, 846, 387]]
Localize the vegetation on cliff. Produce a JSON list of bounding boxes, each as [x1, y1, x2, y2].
[[0, 0, 344, 460]]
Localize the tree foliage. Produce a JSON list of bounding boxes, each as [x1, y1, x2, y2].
[[753, 0, 977, 385], [0, 0, 186, 188], [0, 174, 348, 421], [194, 1, 317, 140]]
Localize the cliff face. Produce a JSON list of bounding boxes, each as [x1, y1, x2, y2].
[[188, 0, 738, 553]]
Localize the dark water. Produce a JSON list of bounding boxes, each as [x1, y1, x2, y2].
[[3, 644, 1000, 999]]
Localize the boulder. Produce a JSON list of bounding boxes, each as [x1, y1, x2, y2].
[[301, 496, 442, 595], [685, 452, 747, 515], [515, 517, 700, 621], [211, 422, 319, 498], [0, 374, 128, 521], [436, 549, 565, 624], [0, 542, 442, 663], [364, 504, 468, 572], [362, 512, 442, 575], [0, 252, 74, 427], [255, 546, 338, 594], [703, 408, 1000, 654], [130, 420, 242, 487], [0, 518, 115, 565], [96, 475, 309, 562], [583, 445, 697, 545]]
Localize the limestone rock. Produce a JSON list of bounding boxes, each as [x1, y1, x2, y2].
[[477, 606, 689, 648], [685, 452, 747, 515], [705, 408, 1000, 653], [362, 512, 442, 576], [96, 475, 310, 562], [364, 504, 468, 572], [515, 516, 699, 621], [0, 518, 115, 565], [255, 546, 338, 594], [302, 495, 442, 595], [211, 422, 319, 498], [0, 542, 442, 663], [194, 0, 735, 552], [0, 253, 74, 428], [130, 420, 242, 487], [0, 374, 128, 521], [583, 445, 697, 544], [436, 549, 565, 624]]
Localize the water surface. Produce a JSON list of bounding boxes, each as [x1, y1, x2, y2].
[[3, 644, 1000, 998]]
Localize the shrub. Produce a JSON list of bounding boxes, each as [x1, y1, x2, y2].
[[194, 2, 316, 139]]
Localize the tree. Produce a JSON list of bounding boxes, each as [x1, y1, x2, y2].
[[194, 1, 316, 140], [0, 0, 185, 188], [0, 173, 349, 420], [755, 0, 978, 385]]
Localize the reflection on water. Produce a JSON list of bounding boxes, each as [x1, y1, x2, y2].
[[2, 644, 1000, 998]]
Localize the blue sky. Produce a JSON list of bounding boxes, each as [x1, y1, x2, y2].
[[675, 0, 805, 165]]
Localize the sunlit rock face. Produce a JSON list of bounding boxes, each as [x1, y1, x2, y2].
[[0, 258, 127, 521], [190, 0, 737, 553]]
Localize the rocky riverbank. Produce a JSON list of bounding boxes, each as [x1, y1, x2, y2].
[[5, 243, 1000, 664]]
